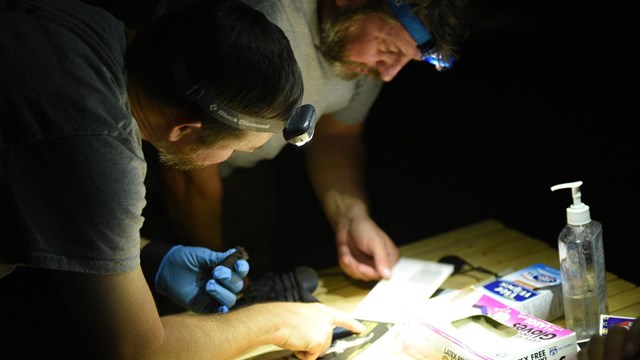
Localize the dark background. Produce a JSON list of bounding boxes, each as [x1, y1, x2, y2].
[[271, 0, 640, 285], [2, 1, 636, 357]]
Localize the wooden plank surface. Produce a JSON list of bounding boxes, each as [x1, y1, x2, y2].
[[238, 219, 639, 359]]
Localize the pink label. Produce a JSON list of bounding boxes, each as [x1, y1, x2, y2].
[[475, 295, 574, 339]]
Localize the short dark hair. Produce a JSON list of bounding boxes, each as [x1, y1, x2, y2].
[[126, 0, 303, 142]]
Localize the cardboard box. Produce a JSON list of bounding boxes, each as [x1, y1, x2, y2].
[[600, 315, 636, 335], [409, 291, 577, 359], [469, 263, 564, 322], [354, 291, 577, 360]]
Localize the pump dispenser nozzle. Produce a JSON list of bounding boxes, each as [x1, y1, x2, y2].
[[551, 181, 591, 225]]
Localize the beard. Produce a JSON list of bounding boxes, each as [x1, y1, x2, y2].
[[155, 141, 210, 171], [319, 9, 383, 81]]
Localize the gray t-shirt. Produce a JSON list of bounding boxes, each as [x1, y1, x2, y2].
[[219, 0, 384, 175], [0, 0, 144, 275]]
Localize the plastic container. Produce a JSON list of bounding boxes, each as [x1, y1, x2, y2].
[[551, 181, 608, 343]]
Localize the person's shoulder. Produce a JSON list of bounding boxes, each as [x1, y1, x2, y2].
[[17, 0, 127, 51]]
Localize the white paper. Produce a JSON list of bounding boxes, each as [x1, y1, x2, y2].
[[351, 257, 454, 323]]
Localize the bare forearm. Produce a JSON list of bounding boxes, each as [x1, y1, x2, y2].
[[305, 116, 398, 281], [59, 269, 274, 360], [306, 127, 369, 225], [158, 305, 278, 359]]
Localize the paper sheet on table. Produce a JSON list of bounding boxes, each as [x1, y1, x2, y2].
[[351, 257, 454, 323]]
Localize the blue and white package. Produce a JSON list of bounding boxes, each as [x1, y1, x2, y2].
[[600, 315, 636, 335], [475, 263, 564, 321]]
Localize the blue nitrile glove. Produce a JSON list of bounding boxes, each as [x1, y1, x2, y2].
[[155, 246, 249, 314]]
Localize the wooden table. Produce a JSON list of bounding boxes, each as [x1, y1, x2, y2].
[[239, 219, 640, 359]]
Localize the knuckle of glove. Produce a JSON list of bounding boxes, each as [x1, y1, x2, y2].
[[205, 280, 236, 307]]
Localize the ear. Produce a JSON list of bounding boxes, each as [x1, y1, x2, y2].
[[168, 117, 203, 142]]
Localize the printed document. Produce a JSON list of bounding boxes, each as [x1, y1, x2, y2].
[[350, 257, 454, 323]]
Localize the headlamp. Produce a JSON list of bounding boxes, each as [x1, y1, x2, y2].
[[387, 0, 453, 70], [282, 104, 317, 146], [182, 83, 317, 146]]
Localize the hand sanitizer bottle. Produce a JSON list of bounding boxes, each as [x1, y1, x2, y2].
[[551, 181, 608, 343]]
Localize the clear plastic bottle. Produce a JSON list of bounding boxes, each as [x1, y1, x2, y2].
[[551, 181, 608, 343]]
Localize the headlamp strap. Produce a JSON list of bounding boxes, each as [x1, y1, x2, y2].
[[387, 0, 435, 57]]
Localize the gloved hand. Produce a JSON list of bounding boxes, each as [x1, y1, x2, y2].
[[155, 245, 249, 314]]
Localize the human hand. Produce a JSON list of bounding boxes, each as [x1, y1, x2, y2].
[[578, 317, 639, 360], [334, 212, 400, 281], [155, 246, 249, 313], [262, 302, 367, 360]]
